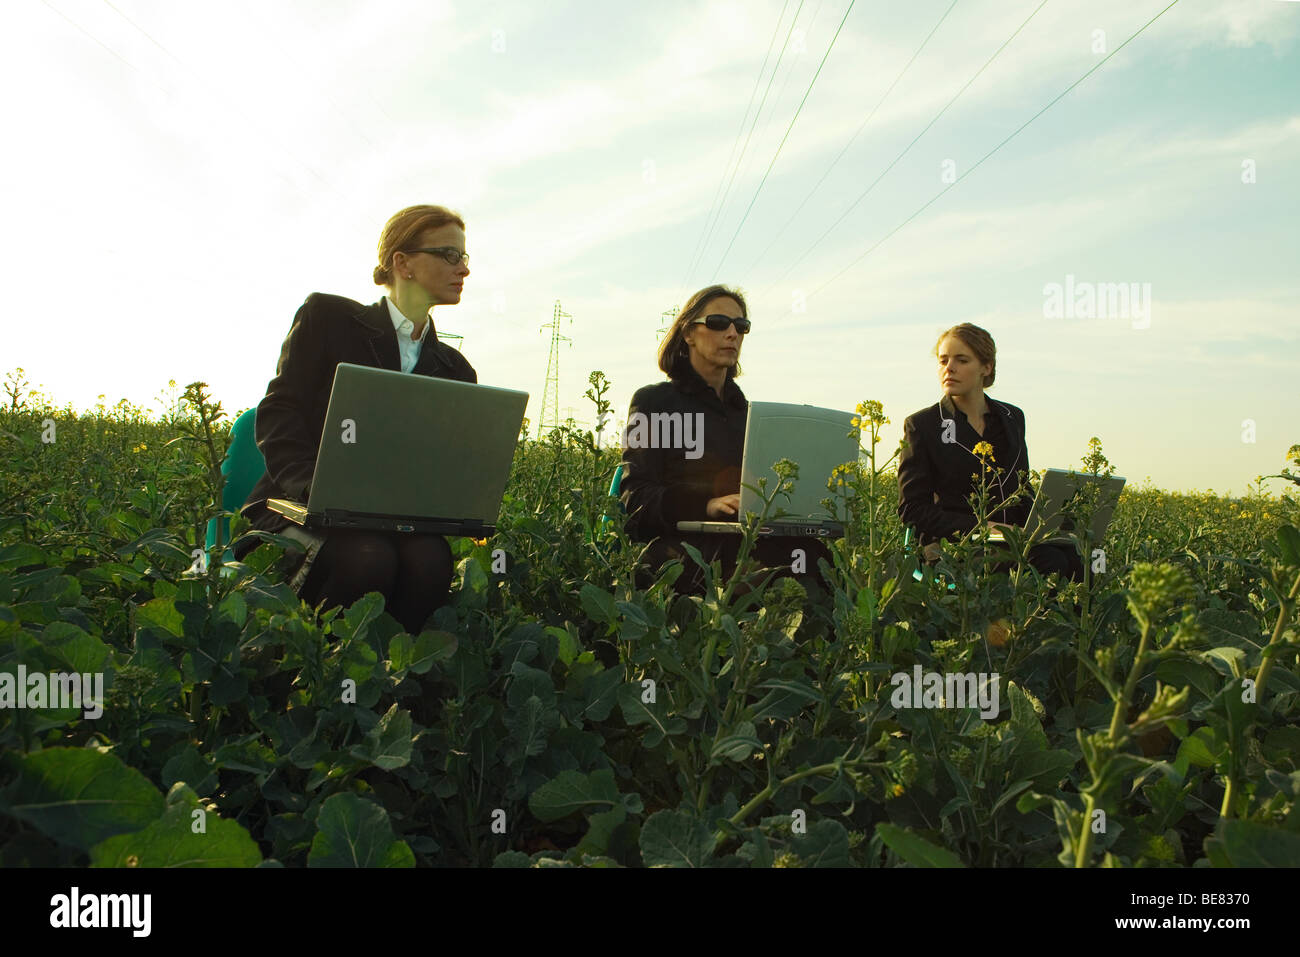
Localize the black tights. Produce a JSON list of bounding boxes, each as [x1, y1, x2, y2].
[[1022, 542, 1085, 584], [298, 529, 454, 634]]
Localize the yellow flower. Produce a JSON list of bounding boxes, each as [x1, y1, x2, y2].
[[132, 443, 148, 453], [972, 441, 995, 462], [854, 400, 889, 427]]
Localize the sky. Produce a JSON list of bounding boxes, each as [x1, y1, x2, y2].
[[2, 0, 1297, 495]]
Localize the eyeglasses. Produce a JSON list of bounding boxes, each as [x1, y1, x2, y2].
[[692, 314, 751, 334], [403, 247, 470, 267]]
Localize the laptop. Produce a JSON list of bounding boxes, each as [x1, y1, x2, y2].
[[267, 362, 528, 536], [676, 401, 859, 538], [987, 468, 1126, 544]]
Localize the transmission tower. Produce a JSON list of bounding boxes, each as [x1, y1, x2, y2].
[[658, 306, 678, 339], [538, 300, 572, 438]]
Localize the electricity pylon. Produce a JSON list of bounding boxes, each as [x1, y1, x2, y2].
[[538, 300, 572, 438], [658, 306, 678, 339]]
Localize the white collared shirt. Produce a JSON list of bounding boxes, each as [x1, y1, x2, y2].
[[385, 296, 430, 374]]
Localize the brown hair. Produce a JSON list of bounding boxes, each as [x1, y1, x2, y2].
[[935, 322, 996, 388], [657, 284, 748, 378], [373, 205, 466, 286]]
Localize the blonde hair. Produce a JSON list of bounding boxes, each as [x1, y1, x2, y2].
[[373, 205, 466, 286], [935, 323, 996, 388]]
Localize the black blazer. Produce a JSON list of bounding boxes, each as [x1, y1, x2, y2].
[[619, 359, 747, 542], [897, 394, 1031, 547], [235, 293, 477, 554]]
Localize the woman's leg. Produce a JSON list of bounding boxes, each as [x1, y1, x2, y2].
[[1027, 542, 1084, 584], [387, 534, 455, 634], [754, 537, 833, 579], [298, 529, 401, 613]]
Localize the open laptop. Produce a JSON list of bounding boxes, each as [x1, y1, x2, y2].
[[676, 401, 859, 538], [267, 362, 528, 537], [987, 468, 1126, 544]]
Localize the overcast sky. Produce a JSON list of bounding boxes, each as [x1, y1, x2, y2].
[[2, 0, 1296, 494]]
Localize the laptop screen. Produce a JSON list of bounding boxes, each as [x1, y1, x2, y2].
[[738, 401, 859, 523], [308, 363, 528, 522]]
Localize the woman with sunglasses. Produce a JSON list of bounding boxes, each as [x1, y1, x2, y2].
[[897, 323, 1082, 583], [233, 204, 475, 634], [620, 284, 830, 594]]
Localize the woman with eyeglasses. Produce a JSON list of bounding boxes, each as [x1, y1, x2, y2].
[[233, 205, 475, 633], [897, 323, 1082, 583], [620, 284, 830, 594]]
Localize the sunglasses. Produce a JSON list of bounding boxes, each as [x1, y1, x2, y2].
[[692, 314, 751, 334]]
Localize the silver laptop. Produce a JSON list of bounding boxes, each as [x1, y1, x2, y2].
[[677, 401, 859, 538], [267, 363, 528, 536], [987, 468, 1126, 544]]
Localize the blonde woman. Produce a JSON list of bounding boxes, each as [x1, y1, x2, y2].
[[897, 323, 1081, 582], [235, 205, 475, 631]]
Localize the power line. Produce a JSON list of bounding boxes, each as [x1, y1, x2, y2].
[[743, 0, 960, 279], [678, 0, 791, 293], [95, 0, 343, 195], [37, 0, 142, 76], [776, 0, 1184, 317], [37, 0, 365, 210], [288, 0, 402, 132], [711, 0, 856, 278], [681, 0, 806, 295], [227, 0, 397, 177], [93, 0, 444, 248], [740, 0, 826, 188], [761, 0, 1052, 296], [683, 0, 805, 292]]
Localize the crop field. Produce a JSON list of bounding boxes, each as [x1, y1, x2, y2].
[[1, 373, 1298, 868]]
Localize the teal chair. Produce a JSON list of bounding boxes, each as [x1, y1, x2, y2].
[[903, 527, 921, 580], [903, 526, 957, 591], [598, 462, 625, 533], [204, 406, 266, 564]]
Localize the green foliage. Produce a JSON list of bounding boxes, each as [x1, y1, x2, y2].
[[1, 748, 165, 852], [307, 793, 414, 868], [91, 783, 262, 868], [1, 375, 1298, 866]]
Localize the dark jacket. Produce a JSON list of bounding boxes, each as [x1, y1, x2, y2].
[[897, 395, 1031, 547], [234, 293, 477, 557], [619, 358, 747, 542]]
